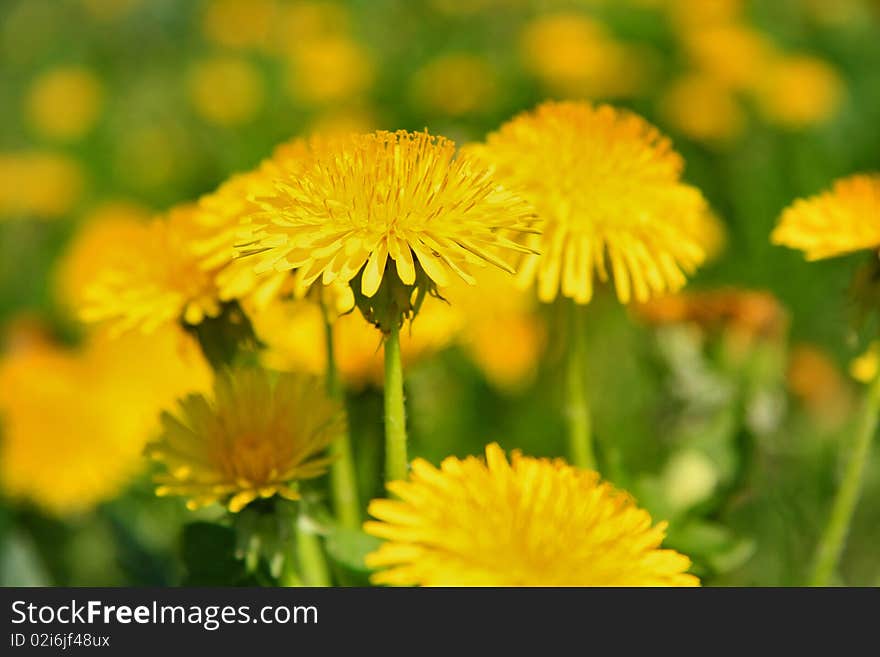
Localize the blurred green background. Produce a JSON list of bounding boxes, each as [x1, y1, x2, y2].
[[1, 0, 879, 586]]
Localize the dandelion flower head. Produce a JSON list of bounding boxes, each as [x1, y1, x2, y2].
[[365, 442, 699, 586], [147, 368, 344, 512], [468, 101, 710, 304], [772, 174, 880, 260]]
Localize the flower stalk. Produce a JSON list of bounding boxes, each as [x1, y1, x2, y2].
[[809, 371, 880, 586], [295, 515, 331, 587], [321, 296, 361, 530], [384, 321, 408, 483], [565, 301, 595, 470]]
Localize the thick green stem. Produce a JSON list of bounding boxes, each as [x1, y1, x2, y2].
[[321, 302, 361, 529], [295, 517, 331, 587], [384, 322, 408, 483], [809, 373, 880, 586], [565, 301, 595, 470]]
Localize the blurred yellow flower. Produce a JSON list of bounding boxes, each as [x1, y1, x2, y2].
[[25, 67, 103, 141], [306, 106, 377, 136], [0, 322, 211, 515], [410, 54, 498, 116], [442, 267, 545, 390], [53, 200, 152, 312], [788, 343, 853, 428], [755, 54, 843, 128], [187, 56, 265, 126], [201, 0, 277, 51], [682, 25, 773, 92], [850, 341, 880, 384], [469, 101, 709, 304], [520, 14, 649, 98], [79, 204, 221, 333], [772, 174, 880, 260], [365, 443, 699, 586], [147, 368, 343, 512], [0, 151, 85, 219], [271, 1, 351, 49], [660, 74, 745, 144], [664, 0, 745, 32], [285, 37, 374, 105], [240, 130, 533, 306]]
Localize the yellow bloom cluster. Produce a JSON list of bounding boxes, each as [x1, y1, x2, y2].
[[0, 151, 85, 219], [365, 443, 699, 586]]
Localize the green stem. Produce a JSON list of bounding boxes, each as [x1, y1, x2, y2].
[[295, 516, 331, 587], [565, 301, 595, 470], [809, 373, 880, 586], [321, 300, 361, 530], [384, 322, 408, 483]]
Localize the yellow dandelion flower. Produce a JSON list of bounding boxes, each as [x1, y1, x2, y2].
[[0, 322, 211, 515], [147, 368, 344, 512], [200, 0, 276, 51], [79, 204, 221, 333], [0, 151, 85, 219], [53, 200, 152, 312], [284, 36, 374, 105], [682, 24, 773, 92], [520, 14, 649, 99], [241, 130, 534, 317], [755, 54, 843, 128], [409, 54, 498, 117], [365, 443, 699, 586], [660, 74, 746, 144], [25, 67, 103, 141], [187, 56, 265, 127], [772, 174, 880, 260], [469, 101, 709, 304]]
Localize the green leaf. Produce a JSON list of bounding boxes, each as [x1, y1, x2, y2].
[[324, 526, 382, 575]]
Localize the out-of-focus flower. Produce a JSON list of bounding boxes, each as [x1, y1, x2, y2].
[[78, 204, 221, 333], [0, 151, 85, 219], [249, 294, 461, 388], [772, 174, 880, 260], [24, 67, 103, 141], [520, 14, 649, 98], [788, 343, 853, 427], [410, 53, 498, 116], [664, 0, 745, 32], [147, 368, 343, 512], [635, 288, 787, 342], [271, 1, 351, 49], [682, 25, 773, 92], [442, 267, 544, 389], [201, 0, 277, 51], [238, 130, 533, 322], [0, 321, 211, 515], [754, 54, 843, 129], [660, 74, 746, 144], [468, 101, 709, 304], [187, 56, 265, 126], [284, 37, 374, 105], [850, 341, 880, 384], [53, 200, 152, 312], [365, 443, 699, 586]]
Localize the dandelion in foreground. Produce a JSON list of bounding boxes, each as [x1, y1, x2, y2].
[[147, 368, 344, 513], [364, 443, 698, 586], [771, 173, 880, 586], [771, 173, 880, 260], [241, 129, 534, 483], [468, 100, 712, 469]]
